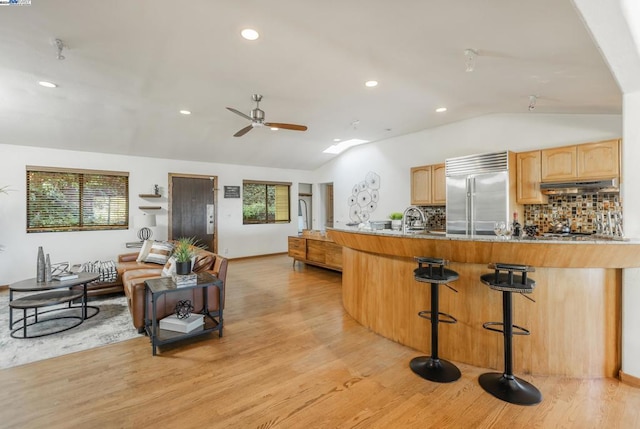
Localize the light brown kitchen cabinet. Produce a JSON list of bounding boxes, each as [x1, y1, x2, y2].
[[541, 146, 577, 182], [411, 164, 445, 206], [432, 163, 446, 205], [516, 150, 547, 204], [577, 139, 620, 179]]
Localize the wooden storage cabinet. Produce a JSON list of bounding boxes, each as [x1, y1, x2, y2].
[[410, 163, 446, 206], [288, 235, 342, 272], [516, 150, 546, 204], [577, 139, 619, 179]]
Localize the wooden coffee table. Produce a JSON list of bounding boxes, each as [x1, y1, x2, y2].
[[9, 272, 101, 339]]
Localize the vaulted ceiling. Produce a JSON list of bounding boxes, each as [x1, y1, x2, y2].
[[0, 0, 621, 170]]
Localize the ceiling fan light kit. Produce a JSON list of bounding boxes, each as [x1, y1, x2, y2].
[[226, 94, 308, 137]]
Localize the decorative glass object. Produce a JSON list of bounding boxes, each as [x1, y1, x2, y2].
[[36, 246, 45, 282], [45, 254, 52, 282]]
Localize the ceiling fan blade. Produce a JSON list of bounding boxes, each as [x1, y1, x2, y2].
[[264, 122, 308, 132], [226, 107, 253, 121], [234, 125, 254, 137]]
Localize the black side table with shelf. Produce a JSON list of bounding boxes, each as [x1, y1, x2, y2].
[[144, 272, 224, 355]]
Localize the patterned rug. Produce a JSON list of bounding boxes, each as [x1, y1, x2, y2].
[[0, 290, 141, 369]]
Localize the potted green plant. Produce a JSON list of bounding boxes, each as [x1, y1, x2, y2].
[[173, 237, 198, 275], [389, 212, 403, 231]]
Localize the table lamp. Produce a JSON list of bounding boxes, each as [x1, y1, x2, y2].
[[135, 214, 157, 241]]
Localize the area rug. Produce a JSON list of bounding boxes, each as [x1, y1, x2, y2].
[[0, 290, 140, 369]]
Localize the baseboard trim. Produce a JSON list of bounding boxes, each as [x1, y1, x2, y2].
[[227, 252, 287, 262], [619, 370, 640, 388]]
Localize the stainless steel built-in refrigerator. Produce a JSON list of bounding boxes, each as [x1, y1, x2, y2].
[[445, 151, 513, 236]]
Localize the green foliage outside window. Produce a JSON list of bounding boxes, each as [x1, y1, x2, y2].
[[242, 182, 290, 224], [27, 167, 129, 233]]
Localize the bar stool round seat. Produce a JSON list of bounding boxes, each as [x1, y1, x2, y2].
[[410, 257, 461, 383], [479, 263, 542, 406]]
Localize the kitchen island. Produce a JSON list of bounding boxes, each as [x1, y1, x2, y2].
[[327, 227, 640, 378]]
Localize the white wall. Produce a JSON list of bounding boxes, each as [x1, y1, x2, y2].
[[0, 144, 312, 285], [314, 113, 621, 226]]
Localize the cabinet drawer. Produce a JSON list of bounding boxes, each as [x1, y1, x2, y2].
[[325, 243, 343, 268], [288, 237, 306, 259]]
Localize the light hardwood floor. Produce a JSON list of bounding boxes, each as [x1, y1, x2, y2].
[[1, 254, 639, 428]]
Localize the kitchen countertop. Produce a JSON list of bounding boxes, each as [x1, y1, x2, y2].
[[329, 226, 637, 244]]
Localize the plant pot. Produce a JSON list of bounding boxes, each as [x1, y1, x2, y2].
[[175, 261, 192, 275], [391, 219, 402, 231]]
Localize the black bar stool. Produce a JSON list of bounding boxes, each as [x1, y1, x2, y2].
[[479, 263, 542, 405], [410, 257, 461, 383]]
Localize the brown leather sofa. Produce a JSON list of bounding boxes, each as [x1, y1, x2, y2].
[[117, 248, 228, 332]]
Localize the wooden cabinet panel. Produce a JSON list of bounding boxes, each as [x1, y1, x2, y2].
[[306, 240, 326, 263], [577, 139, 619, 179], [287, 237, 306, 259], [432, 163, 446, 205], [324, 242, 343, 269], [410, 166, 432, 205], [541, 146, 577, 182], [516, 150, 546, 204]]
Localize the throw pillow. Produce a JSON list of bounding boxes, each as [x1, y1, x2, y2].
[[136, 240, 155, 262], [193, 253, 215, 273], [142, 241, 175, 265], [162, 256, 176, 277]]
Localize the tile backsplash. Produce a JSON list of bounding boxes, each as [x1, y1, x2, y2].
[[420, 206, 446, 230], [523, 193, 621, 234]]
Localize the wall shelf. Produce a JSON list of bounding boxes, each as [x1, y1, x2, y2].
[[139, 206, 161, 210], [139, 194, 161, 198]]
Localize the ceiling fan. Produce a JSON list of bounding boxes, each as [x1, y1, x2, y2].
[[226, 94, 308, 137]]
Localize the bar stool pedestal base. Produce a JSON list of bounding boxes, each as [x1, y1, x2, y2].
[[479, 372, 542, 406], [410, 356, 461, 383]]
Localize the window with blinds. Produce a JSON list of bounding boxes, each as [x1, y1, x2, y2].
[[26, 166, 129, 233], [242, 180, 291, 224]]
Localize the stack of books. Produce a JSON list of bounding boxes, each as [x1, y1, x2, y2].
[[52, 272, 79, 281], [159, 313, 204, 333], [172, 273, 197, 288]]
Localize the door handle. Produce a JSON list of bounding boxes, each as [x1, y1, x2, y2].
[[206, 204, 214, 234]]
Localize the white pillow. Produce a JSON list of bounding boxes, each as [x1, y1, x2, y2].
[[136, 240, 154, 262], [162, 256, 176, 277], [142, 241, 175, 265]]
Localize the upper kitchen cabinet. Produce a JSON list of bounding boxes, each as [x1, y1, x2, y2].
[[432, 164, 446, 205], [577, 139, 620, 179], [541, 139, 620, 182], [541, 146, 577, 182], [411, 164, 446, 206], [516, 150, 547, 204]]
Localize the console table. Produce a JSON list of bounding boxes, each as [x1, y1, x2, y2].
[[144, 272, 224, 355], [9, 272, 101, 339]]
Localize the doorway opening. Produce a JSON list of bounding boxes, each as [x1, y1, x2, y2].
[[298, 183, 312, 232], [168, 174, 217, 253], [319, 183, 334, 230]]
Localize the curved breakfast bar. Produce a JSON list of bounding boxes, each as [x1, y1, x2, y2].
[[327, 228, 640, 378]]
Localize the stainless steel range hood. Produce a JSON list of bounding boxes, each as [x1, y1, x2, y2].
[[540, 178, 619, 195]]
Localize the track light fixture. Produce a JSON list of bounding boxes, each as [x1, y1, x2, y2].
[[464, 49, 478, 72], [528, 95, 537, 111], [54, 38, 65, 60]]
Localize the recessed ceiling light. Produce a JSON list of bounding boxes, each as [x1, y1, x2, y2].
[[241, 28, 259, 41], [365, 80, 378, 87], [333, 138, 341, 142], [179, 110, 191, 115], [270, 127, 279, 131], [38, 81, 57, 88], [435, 107, 447, 113]]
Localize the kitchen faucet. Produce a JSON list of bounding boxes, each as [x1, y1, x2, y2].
[[403, 206, 426, 235]]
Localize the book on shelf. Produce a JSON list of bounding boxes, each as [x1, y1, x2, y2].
[[159, 313, 204, 333], [52, 272, 79, 281]]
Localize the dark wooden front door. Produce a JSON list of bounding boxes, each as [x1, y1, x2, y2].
[[169, 175, 216, 252]]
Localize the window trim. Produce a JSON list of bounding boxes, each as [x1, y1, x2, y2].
[[26, 165, 129, 233]]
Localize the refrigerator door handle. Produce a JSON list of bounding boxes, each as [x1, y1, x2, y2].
[[467, 176, 474, 235]]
